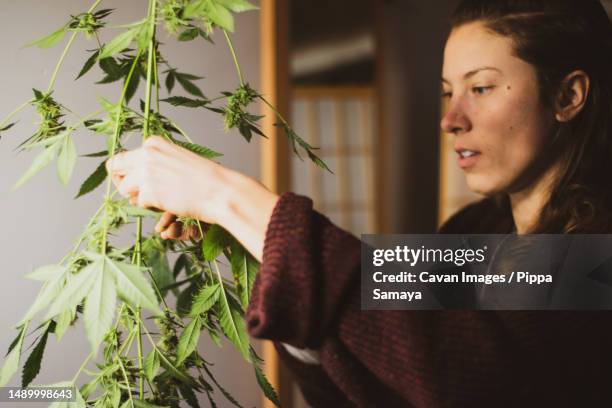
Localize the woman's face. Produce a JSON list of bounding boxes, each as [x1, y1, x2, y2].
[[441, 21, 555, 196]]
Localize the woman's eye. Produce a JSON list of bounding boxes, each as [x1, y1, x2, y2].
[[441, 91, 452, 99], [472, 86, 494, 95]]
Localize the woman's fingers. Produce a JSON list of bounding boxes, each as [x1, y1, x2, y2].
[[156, 211, 177, 233], [106, 151, 135, 175], [160, 221, 183, 240]]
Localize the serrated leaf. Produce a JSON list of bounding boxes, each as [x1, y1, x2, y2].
[[22, 322, 52, 387], [54, 307, 75, 341], [208, 3, 235, 32], [230, 241, 258, 310], [171, 139, 222, 160], [178, 383, 201, 408], [165, 70, 176, 93], [105, 257, 162, 316], [176, 316, 202, 365], [27, 27, 66, 49], [156, 349, 200, 388], [216, 286, 250, 361], [25, 264, 65, 282], [216, 0, 258, 12], [143, 349, 160, 382], [124, 67, 141, 103], [75, 160, 107, 199], [175, 73, 205, 98], [76, 50, 100, 80], [12, 141, 61, 190], [161, 96, 209, 108], [44, 260, 99, 320], [142, 238, 173, 297], [203, 225, 232, 261], [99, 27, 139, 59], [190, 284, 220, 317], [84, 265, 117, 352], [23, 273, 66, 321], [254, 359, 281, 407], [0, 324, 26, 387], [57, 135, 76, 185]]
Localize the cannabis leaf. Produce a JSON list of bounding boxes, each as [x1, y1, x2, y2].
[[230, 240, 257, 310], [84, 263, 117, 351], [0, 324, 26, 387], [57, 135, 77, 185], [170, 138, 223, 160], [75, 160, 108, 198], [143, 349, 160, 382], [203, 224, 232, 261], [161, 96, 209, 108], [176, 316, 202, 365], [26, 27, 67, 49], [216, 286, 250, 361], [22, 321, 54, 387], [12, 139, 62, 190], [103, 256, 162, 315], [190, 284, 221, 317], [99, 25, 141, 59], [76, 49, 100, 80]]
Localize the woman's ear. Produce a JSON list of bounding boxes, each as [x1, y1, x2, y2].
[[554, 70, 590, 122]]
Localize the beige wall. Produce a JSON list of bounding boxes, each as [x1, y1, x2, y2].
[[0, 1, 262, 406]]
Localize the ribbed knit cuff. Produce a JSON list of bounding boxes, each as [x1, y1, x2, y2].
[[246, 192, 316, 347]]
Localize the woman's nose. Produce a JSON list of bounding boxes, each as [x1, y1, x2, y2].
[[440, 100, 472, 135]]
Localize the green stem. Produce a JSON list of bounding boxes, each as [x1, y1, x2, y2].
[[259, 95, 288, 126], [46, 0, 103, 93], [100, 49, 143, 254], [143, 0, 157, 138], [0, 100, 31, 129], [71, 351, 94, 384], [117, 357, 134, 408], [223, 29, 244, 86]]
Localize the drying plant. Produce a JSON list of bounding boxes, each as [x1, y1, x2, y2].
[[0, 1, 327, 407]]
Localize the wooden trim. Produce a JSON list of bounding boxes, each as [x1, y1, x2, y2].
[[260, 1, 293, 407], [261, 0, 290, 194], [293, 85, 374, 99]]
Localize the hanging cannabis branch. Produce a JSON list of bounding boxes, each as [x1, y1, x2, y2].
[[0, 1, 328, 407]]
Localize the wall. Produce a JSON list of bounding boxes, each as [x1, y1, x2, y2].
[[0, 1, 262, 407]]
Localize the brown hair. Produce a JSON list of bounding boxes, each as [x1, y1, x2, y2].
[[451, 0, 612, 233]]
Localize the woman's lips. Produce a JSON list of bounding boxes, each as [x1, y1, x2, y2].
[[456, 149, 481, 169]]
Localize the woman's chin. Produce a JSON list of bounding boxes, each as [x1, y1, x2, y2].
[[465, 176, 505, 197]]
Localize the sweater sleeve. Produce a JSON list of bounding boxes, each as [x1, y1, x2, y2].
[[246, 193, 612, 407]]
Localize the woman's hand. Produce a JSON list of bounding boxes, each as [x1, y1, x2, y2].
[[106, 136, 231, 224], [105, 136, 279, 261], [154, 211, 202, 241]]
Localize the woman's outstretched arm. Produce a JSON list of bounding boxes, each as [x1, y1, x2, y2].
[[105, 135, 279, 262]]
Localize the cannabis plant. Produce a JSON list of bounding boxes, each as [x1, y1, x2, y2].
[[0, 1, 326, 407]]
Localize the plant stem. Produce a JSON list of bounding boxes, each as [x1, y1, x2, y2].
[[100, 49, 143, 254], [143, 0, 157, 138], [71, 351, 94, 384], [0, 100, 31, 129], [46, 0, 103, 93], [222, 29, 244, 86]]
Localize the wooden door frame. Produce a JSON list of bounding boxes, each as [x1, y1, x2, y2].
[[259, 0, 294, 407]]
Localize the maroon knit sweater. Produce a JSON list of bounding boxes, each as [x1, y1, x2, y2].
[[246, 193, 612, 408]]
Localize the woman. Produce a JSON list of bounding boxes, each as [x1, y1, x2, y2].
[[107, 0, 612, 406]]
